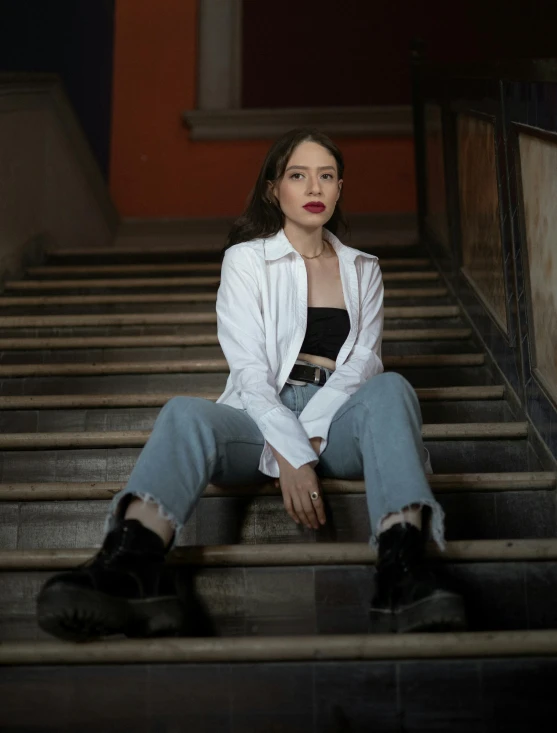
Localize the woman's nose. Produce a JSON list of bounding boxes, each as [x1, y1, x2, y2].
[[306, 176, 322, 194]]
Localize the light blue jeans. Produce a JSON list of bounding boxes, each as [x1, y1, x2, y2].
[[106, 371, 444, 548]]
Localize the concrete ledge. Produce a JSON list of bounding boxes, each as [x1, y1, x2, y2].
[[182, 105, 413, 140]]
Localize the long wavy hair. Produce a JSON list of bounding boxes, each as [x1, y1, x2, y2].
[[222, 128, 349, 257]]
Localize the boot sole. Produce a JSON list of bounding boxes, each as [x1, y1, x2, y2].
[[37, 583, 186, 642], [369, 590, 467, 634]]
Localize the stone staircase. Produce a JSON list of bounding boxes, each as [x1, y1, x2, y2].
[[1, 239, 557, 731]]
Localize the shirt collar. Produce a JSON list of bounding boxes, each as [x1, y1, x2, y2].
[[263, 228, 374, 262]]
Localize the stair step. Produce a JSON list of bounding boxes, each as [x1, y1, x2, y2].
[[0, 328, 470, 352], [1, 649, 555, 731], [0, 423, 529, 450], [426, 438, 537, 473], [0, 354, 485, 379], [43, 241, 420, 258], [0, 401, 514, 434], [0, 287, 449, 307], [3, 556, 557, 642], [3, 485, 554, 548], [27, 258, 432, 277], [2, 473, 552, 501], [0, 297, 455, 317], [3, 271, 440, 291], [4, 276, 221, 291], [4, 629, 557, 665], [0, 309, 461, 329], [0, 342, 482, 369], [0, 385, 506, 410], [0, 368, 496, 398], [2, 539, 557, 570], [1, 439, 532, 477]]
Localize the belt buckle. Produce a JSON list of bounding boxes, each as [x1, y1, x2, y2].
[[314, 366, 321, 385]]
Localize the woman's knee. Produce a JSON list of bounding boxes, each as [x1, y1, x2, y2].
[[361, 371, 414, 400], [159, 396, 217, 427]]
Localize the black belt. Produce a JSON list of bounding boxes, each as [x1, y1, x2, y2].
[[288, 363, 329, 386]]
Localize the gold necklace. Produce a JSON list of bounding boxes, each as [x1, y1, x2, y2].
[[300, 239, 327, 260]]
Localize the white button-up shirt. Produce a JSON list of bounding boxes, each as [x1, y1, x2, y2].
[[215, 227, 384, 477]]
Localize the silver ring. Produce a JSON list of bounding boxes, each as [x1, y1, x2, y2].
[[310, 491, 319, 502]]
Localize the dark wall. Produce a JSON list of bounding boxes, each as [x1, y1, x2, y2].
[[242, 0, 557, 108], [0, 0, 115, 178]]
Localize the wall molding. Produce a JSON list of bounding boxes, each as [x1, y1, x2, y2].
[[183, 105, 413, 140], [192, 1, 412, 140]]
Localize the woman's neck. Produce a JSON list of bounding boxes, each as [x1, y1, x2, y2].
[[283, 222, 325, 258]]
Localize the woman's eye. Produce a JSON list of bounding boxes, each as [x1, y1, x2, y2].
[[289, 173, 334, 180]]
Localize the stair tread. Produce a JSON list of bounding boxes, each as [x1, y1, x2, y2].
[[0, 353, 486, 378], [0, 472, 553, 501], [0, 287, 449, 306], [0, 329, 471, 351], [0, 311, 461, 328], [0, 385, 506, 409], [3, 629, 557, 665], [27, 258, 432, 276], [43, 242, 418, 256], [4, 271, 440, 290], [0, 423, 530, 449], [3, 538, 557, 570]]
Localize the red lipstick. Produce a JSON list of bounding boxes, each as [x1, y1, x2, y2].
[[303, 202, 326, 213]]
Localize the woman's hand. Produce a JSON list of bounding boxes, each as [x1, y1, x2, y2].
[[273, 461, 326, 530], [309, 437, 322, 455]]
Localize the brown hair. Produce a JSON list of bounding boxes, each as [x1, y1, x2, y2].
[[223, 127, 348, 257]]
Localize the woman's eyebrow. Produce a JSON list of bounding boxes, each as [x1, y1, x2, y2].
[[285, 165, 336, 172]]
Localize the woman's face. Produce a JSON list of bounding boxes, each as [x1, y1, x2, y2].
[[269, 141, 343, 229]]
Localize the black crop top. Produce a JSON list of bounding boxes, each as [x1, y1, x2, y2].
[[300, 307, 350, 362]]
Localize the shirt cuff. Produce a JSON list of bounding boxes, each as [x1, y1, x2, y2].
[[256, 405, 320, 477], [298, 386, 349, 447]]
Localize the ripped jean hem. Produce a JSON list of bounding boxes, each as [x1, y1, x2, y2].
[[104, 491, 183, 550], [368, 497, 446, 552]]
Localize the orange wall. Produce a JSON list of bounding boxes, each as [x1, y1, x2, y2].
[[110, 0, 416, 218]]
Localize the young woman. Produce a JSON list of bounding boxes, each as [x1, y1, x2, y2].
[[37, 128, 466, 641]]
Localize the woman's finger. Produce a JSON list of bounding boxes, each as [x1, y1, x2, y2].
[[310, 491, 327, 525], [282, 493, 300, 525], [292, 493, 313, 529], [300, 491, 320, 530]]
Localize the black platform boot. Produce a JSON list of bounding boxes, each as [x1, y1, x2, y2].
[[37, 519, 186, 642], [369, 523, 467, 633]]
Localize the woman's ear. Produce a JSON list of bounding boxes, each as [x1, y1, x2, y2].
[[336, 179, 343, 201], [266, 181, 276, 204]]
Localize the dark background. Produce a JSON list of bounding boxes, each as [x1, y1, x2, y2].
[[1, 0, 556, 179], [242, 0, 557, 107], [0, 0, 115, 177]]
